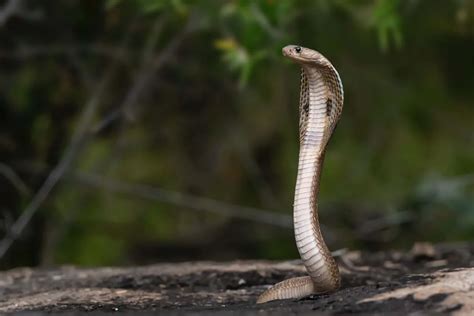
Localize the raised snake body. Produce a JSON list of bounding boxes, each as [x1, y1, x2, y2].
[[257, 45, 344, 303]]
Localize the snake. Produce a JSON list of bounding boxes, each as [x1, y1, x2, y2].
[[257, 45, 344, 303]]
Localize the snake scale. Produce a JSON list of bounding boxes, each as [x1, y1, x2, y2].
[[257, 45, 344, 303]]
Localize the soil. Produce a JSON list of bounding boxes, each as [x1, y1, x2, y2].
[[0, 242, 473, 315]]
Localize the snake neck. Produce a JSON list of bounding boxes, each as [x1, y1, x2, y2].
[[293, 67, 340, 292]]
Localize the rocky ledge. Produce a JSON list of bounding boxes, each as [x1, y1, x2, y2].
[[0, 242, 473, 315]]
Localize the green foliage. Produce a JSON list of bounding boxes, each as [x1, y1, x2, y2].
[[1, 0, 473, 267], [106, 0, 187, 15], [372, 0, 403, 51]]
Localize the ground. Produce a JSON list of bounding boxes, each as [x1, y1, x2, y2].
[[0, 242, 473, 315]]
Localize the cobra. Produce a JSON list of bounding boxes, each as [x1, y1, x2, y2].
[[257, 45, 344, 303]]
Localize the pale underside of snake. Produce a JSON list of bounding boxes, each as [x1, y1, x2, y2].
[[257, 45, 344, 304]]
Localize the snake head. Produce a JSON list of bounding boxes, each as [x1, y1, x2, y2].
[[282, 45, 328, 66]]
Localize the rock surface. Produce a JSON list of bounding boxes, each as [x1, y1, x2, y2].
[[0, 242, 473, 315]]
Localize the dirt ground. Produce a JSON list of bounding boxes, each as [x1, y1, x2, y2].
[[0, 242, 473, 315]]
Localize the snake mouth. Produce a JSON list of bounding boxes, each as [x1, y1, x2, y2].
[[282, 45, 299, 57]]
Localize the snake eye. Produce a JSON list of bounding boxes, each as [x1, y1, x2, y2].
[[295, 46, 302, 53]]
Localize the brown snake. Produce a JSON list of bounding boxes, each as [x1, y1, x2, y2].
[[257, 45, 344, 303]]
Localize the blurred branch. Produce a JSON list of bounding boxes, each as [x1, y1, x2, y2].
[[0, 0, 42, 27], [16, 162, 293, 229], [39, 17, 172, 264], [357, 210, 413, 236], [0, 11, 202, 258], [74, 172, 293, 228], [122, 13, 199, 120], [109, 15, 168, 123], [230, 130, 282, 209], [67, 51, 97, 91], [0, 162, 30, 197], [0, 209, 14, 234], [39, 141, 126, 266], [92, 13, 198, 133], [0, 44, 135, 62], [0, 28, 136, 259], [418, 173, 474, 199], [250, 3, 282, 39], [0, 76, 109, 259]]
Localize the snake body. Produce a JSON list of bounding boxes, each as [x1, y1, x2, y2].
[[257, 45, 344, 303]]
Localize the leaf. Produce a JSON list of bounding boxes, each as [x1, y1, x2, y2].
[[139, 0, 167, 14], [214, 38, 238, 51], [105, 0, 122, 10], [372, 0, 403, 51]]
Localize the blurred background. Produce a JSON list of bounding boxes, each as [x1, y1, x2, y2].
[[0, 0, 473, 269]]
